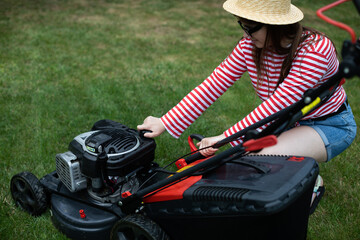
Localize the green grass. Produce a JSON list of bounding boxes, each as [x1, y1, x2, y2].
[[1, 0, 359, 239]]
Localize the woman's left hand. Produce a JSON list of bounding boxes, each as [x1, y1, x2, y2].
[[196, 133, 226, 157]]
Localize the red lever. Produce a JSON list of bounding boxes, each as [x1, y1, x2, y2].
[[188, 136, 198, 153], [243, 135, 277, 152]]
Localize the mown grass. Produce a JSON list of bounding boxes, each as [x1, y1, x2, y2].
[[1, 0, 359, 239]]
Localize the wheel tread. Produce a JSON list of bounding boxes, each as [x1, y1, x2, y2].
[[111, 214, 170, 240], [10, 171, 48, 216]]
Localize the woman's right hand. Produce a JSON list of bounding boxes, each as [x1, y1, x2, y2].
[[196, 133, 226, 157], [137, 116, 166, 138]]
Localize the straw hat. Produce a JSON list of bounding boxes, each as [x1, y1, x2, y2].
[[223, 0, 304, 25]]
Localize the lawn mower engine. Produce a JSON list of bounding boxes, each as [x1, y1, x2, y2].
[[41, 120, 158, 239], [55, 119, 156, 202]]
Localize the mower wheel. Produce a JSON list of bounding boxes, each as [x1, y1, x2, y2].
[[10, 171, 48, 216], [110, 214, 169, 240]]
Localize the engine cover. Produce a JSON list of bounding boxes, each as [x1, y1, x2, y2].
[[68, 120, 156, 178]]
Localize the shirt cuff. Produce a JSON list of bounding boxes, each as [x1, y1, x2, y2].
[[160, 116, 180, 139]]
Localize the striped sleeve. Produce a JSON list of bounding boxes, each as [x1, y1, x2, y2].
[[224, 36, 342, 146], [160, 41, 248, 138]]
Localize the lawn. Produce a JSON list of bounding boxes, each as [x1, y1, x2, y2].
[[1, 0, 359, 239]]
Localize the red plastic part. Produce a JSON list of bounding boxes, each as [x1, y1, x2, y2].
[[121, 191, 132, 198], [143, 159, 209, 203], [79, 209, 86, 219], [187, 135, 198, 153], [317, 0, 356, 43], [243, 135, 277, 152], [175, 158, 187, 169], [143, 175, 202, 203], [288, 156, 305, 162]]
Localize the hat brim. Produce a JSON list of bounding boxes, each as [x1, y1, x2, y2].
[[223, 0, 304, 25]]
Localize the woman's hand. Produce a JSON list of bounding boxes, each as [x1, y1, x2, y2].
[[196, 133, 226, 157], [137, 116, 166, 138]]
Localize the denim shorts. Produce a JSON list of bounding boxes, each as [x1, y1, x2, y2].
[[298, 101, 357, 161]]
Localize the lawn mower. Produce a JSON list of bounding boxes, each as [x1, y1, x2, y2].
[[9, 119, 319, 240], [10, 1, 360, 240]]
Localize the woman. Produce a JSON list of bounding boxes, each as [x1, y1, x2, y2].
[[137, 0, 357, 205]]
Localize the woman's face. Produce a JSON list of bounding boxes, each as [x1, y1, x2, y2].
[[238, 19, 267, 48], [246, 25, 267, 48]]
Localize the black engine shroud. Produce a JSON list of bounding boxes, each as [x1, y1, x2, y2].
[[69, 120, 156, 178]]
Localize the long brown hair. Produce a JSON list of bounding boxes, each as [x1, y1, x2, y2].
[[240, 18, 329, 90]]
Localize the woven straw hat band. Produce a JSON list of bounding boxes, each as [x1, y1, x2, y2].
[[223, 0, 304, 25]]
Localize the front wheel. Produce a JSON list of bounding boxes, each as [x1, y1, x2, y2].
[[110, 214, 169, 240], [10, 171, 48, 216]]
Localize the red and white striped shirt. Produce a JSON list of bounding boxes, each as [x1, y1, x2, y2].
[[160, 33, 346, 146]]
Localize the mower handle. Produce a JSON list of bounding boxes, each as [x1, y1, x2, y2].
[[185, 133, 230, 165], [188, 134, 205, 152], [183, 135, 277, 167]]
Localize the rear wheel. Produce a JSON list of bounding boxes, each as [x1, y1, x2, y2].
[[110, 214, 169, 240], [10, 172, 48, 216]]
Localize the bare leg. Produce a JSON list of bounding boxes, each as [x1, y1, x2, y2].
[[257, 126, 327, 210], [257, 126, 327, 162]]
